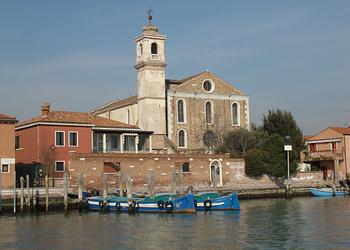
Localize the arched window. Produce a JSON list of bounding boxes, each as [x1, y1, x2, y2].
[[231, 102, 239, 126], [178, 129, 186, 148], [177, 99, 185, 123], [151, 42, 158, 54], [139, 44, 143, 55], [205, 101, 213, 124]]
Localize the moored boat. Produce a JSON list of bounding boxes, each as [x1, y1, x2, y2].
[[87, 193, 196, 213], [309, 188, 348, 197], [195, 192, 240, 211]]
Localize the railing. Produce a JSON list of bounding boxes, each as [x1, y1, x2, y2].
[[151, 54, 160, 60], [303, 149, 344, 161]]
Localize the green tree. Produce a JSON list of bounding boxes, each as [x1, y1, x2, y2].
[[244, 149, 267, 177], [262, 109, 304, 157], [217, 128, 262, 157]]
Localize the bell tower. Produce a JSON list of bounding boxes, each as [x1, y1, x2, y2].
[[134, 11, 167, 149]]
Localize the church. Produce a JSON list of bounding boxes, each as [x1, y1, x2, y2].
[[91, 13, 250, 154]]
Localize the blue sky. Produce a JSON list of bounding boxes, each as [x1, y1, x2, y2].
[[0, 0, 349, 135]]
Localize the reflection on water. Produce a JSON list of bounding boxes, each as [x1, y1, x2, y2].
[[1, 197, 350, 249]]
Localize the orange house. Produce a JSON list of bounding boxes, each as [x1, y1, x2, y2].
[[303, 127, 350, 180], [15, 103, 152, 177], [0, 113, 17, 188]]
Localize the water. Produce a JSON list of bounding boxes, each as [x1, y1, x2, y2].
[[1, 197, 350, 249]]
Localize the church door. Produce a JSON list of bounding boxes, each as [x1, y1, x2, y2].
[[209, 160, 222, 187]]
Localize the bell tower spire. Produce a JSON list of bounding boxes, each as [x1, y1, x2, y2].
[[134, 11, 167, 150]]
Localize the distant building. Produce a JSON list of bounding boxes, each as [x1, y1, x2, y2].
[[302, 127, 350, 180], [15, 103, 152, 176], [91, 14, 250, 153], [0, 113, 17, 188]]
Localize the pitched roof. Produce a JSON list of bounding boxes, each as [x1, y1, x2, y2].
[[165, 71, 206, 85], [16, 111, 139, 130], [331, 127, 350, 135], [0, 113, 17, 123], [0, 113, 15, 119], [168, 71, 245, 95], [90, 95, 137, 115]]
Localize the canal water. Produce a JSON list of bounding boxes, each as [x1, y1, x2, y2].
[[1, 197, 350, 249]]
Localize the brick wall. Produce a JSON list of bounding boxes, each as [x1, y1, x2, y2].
[[68, 152, 245, 193]]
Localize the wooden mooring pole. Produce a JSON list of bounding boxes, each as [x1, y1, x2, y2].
[[103, 173, 108, 201], [26, 175, 30, 209], [20, 177, 24, 213], [45, 175, 49, 212], [78, 173, 83, 201], [119, 174, 124, 198], [63, 172, 68, 212], [13, 171, 16, 214], [147, 171, 154, 197], [126, 176, 133, 201], [179, 169, 184, 195]]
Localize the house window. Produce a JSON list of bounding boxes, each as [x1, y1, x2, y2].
[[93, 133, 103, 152], [332, 142, 337, 151], [310, 143, 316, 152], [15, 136, 20, 149], [232, 103, 239, 125], [55, 131, 65, 146], [182, 162, 190, 173], [124, 135, 136, 151], [139, 43, 143, 55], [151, 42, 158, 54], [178, 129, 186, 148], [55, 161, 65, 172], [69, 132, 78, 147], [106, 133, 120, 152], [205, 101, 213, 124], [1, 164, 9, 173], [177, 99, 185, 123]]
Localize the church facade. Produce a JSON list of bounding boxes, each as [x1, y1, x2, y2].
[[91, 15, 250, 153]]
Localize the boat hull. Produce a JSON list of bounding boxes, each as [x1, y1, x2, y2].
[[309, 188, 348, 197], [88, 194, 196, 213], [195, 192, 240, 211]]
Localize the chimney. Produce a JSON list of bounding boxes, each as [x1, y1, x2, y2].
[[41, 102, 51, 117]]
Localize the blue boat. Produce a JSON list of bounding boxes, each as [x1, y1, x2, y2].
[[195, 192, 240, 211], [87, 193, 196, 213], [309, 188, 348, 197]]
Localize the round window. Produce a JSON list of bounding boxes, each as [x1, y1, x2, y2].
[[203, 80, 214, 92]]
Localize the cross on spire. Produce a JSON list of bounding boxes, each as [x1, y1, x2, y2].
[[147, 5, 153, 24]]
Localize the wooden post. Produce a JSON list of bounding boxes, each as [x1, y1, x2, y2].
[[78, 173, 83, 201], [13, 171, 16, 214], [126, 175, 133, 201], [147, 171, 154, 197], [213, 169, 218, 191], [171, 170, 177, 195], [20, 177, 24, 213], [119, 173, 124, 197], [179, 169, 184, 195], [45, 175, 49, 212], [63, 172, 68, 212], [26, 175, 30, 209], [103, 173, 108, 200]]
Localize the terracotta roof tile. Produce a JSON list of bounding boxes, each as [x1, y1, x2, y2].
[[16, 111, 139, 130], [331, 127, 350, 135], [0, 113, 16, 119]]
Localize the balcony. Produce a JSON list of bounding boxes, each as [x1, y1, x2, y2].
[[303, 149, 344, 162]]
